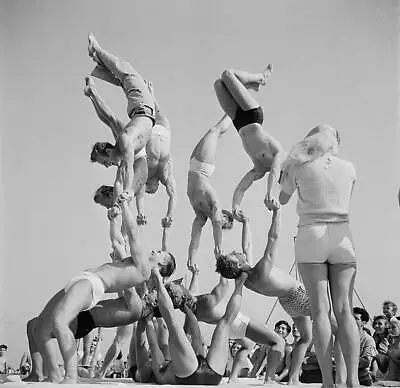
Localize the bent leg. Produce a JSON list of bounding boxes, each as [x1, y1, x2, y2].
[[207, 273, 247, 375], [245, 320, 284, 382], [152, 269, 198, 378], [24, 318, 45, 382], [298, 263, 334, 388], [329, 263, 359, 387], [289, 316, 313, 385]]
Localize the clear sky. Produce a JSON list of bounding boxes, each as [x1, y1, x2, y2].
[[1, 0, 399, 366]]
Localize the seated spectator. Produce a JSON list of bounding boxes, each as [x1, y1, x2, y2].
[[0, 345, 8, 374], [272, 320, 292, 383], [375, 318, 400, 381], [353, 307, 377, 386], [383, 301, 398, 321], [289, 323, 301, 347]]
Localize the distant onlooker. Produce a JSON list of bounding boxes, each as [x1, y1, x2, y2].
[[226, 339, 253, 381], [353, 307, 377, 386], [373, 315, 390, 354], [382, 301, 398, 321], [273, 320, 292, 383], [19, 352, 32, 377], [0, 345, 8, 374], [375, 317, 400, 381]]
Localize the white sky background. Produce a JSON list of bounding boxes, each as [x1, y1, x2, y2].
[[1, 0, 399, 366]]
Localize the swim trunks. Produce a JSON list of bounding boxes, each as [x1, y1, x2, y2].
[[230, 312, 250, 339], [189, 157, 215, 178], [278, 284, 312, 318], [64, 271, 106, 310], [175, 355, 223, 385], [233, 106, 263, 131], [74, 310, 96, 339], [295, 222, 356, 264]]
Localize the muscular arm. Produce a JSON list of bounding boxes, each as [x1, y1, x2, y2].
[[118, 163, 148, 282], [188, 268, 200, 294], [210, 203, 223, 256], [266, 151, 283, 203], [87, 84, 125, 140], [160, 159, 177, 222], [187, 213, 207, 269], [233, 168, 265, 210], [183, 305, 206, 357], [261, 208, 281, 266], [109, 217, 127, 261], [241, 217, 253, 265]]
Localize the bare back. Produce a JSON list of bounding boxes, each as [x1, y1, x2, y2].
[[195, 293, 226, 324]]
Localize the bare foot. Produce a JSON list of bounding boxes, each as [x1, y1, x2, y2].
[[88, 33, 99, 57], [43, 375, 63, 383], [23, 374, 42, 382], [84, 76, 95, 97], [288, 379, 303, 385], [61, 376, 78, 384], [260, 64, 273, 85]]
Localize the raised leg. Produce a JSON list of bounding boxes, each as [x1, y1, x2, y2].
[[207, 273, 248, 375]]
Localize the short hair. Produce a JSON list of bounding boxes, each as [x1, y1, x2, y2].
[[0, 344, 7, 350], [159, 252, 176, 278], [215, 253, 243, 279], [93, 185, 114, 203], [373, 315, 389, 326], [275, 320, 291, 334], [145, 177, 160, 194], [221, 209, 234, 230], [353, 307, 370, 323], [383, 300, 398, 314], [90, 142, 114, 162]]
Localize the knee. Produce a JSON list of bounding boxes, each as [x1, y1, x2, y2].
[[214, 79, 225, 93], [221, 69, 234, 83]]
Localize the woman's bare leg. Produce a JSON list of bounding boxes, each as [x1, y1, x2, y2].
[[329, 263, 359, 387], [298, 263, 335, 388]]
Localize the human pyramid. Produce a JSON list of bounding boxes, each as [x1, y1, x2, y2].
[[25, 34, 359, 387]]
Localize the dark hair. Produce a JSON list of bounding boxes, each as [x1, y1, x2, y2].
[[165, 283, 196, 312], [93, 185, 114, 204], [373, 315, 389, 325], [275, 320, 291, 334], [0, 345, 7, 350], [383, 300, 398, 314], [215, 254, 242, 279], [90, 142, 114, 162], [221, 209, 234, 230], [353, 307, 370, 323], [159, 252, 176, 278]]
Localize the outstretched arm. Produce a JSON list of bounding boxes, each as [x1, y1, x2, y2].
[[161, 159, 177, 228], [261, 205, 281, 266], [84, 76, 125, 140], [210, 203, 223, 257], [265, 149, 284, 209], [232, 169, 266, 213], [235, 210, 253, 265], [187, 213, 207, 270], [188, 266, 200, 294], [209, 275, 229, 302], [183, 305, 206, 357]]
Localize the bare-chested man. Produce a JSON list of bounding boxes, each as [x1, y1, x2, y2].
[[88, 77, 177, 227], [187, 115, 234, 270], [31, 163, 176, 384], [214, 65, 285, 215], [87, 33, 155, 197], [215, 204, 313, 385]]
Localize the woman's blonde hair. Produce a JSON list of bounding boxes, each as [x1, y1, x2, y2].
[[281, 125, 340, 173]]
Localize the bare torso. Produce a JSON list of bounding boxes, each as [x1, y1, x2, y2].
[[90, 257, 149, 293], [146, 124, 171, 181], [245, 260, 300, 298], [239, 124, 281, 171], [195, 294, 226, 324], [187, 173, 218, 217]]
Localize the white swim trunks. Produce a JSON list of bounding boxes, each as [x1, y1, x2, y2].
[[229, 312, 250, 339], [135, 147, 147, 161], [295, 222, 356, 264], [64, 271, 106, 310], [189, 157, 215, 178]]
